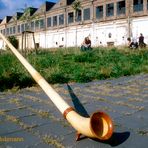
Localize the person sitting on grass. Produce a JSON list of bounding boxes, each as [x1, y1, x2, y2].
[[127, 37, 138, 49], [81, 37, 91, 51]]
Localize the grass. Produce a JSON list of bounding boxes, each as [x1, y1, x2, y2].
[[138, 130, 148, 136], [0, 47, 148, 91], [42, 135, 65, 148]]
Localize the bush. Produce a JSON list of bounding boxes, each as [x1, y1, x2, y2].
[[7, 36, 18, 49]]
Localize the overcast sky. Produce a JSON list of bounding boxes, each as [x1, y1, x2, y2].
[[0, 0, 57, 19]]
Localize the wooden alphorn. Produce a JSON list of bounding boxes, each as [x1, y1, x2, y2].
[[0, 33, 113, 141]]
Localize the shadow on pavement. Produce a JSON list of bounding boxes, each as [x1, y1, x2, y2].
[[67, 83, 89, 117], [93, 131, 130, 146], [67, 84, 130, 146]]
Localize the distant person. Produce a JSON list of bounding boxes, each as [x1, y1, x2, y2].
[[139, 33, 146, 48], [81, 37, 91, 51], [127, 37, 131, 47], [127, 37, 138, 49]]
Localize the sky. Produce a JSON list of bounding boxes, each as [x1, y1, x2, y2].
[[0, 0, 58, 19]]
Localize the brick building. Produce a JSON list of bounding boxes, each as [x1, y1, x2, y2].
[[0, 0, 148, 49]]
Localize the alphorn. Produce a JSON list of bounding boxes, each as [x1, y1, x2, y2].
[[0, 33, 113, 141]]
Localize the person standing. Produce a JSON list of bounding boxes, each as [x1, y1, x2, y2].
[[139, 33, 146, 48]]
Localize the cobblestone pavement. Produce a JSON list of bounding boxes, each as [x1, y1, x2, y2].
[[0, 74, 148, 148]]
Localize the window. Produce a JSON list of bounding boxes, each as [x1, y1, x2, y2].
[[40, 19, 45, 29], [35, 20, 39, 30], [96, 5, 103, 19], [106, 3, 114, 17], [3, 29, 5, 35], [7, 28, 9, 35], [108, 33, 112, 38], [53, 16, 57, 26], [31, 21, 35, 31], [76, 10, 82, 22], [13, 26, 15, 34], [68, 12, 74, 24], [117, 0, 125, 15], [133, 0, 143, 12], [59, 14, 64, 25], [47, 17, 51, 27], [83, 8, 90, 21], [21, 24, 25, 32], [17, 25, 20, 33], [25, 23, 29, 31], [10, 27, 12, 35]]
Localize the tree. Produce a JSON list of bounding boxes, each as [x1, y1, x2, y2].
[[7, 36, 18, 49], [20, 5, 38, 31], [72, 0, 81, 13], [19, 5, 38, 55]]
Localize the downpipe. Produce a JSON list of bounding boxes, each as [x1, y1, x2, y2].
[[0, 33, 113, 141]]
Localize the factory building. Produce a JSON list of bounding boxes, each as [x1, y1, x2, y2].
[[0, 0, 148, 49]]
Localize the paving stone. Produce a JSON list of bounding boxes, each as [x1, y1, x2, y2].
[[115, 115, 148, 131], [59, 132, 76, 148], [0, 94, 20, 101], [0, 121, 22, 136], [50, 109, 64, 119], [128, 101, 148, 109], [0, 143, 6, 148], [106, 104, 137, 116], [0, 103, 18, 111], [61, 132, 113, 148], [0, 99, 9, 104], [32, 121, 74, 138], [132, 109, 148, 121], [27, 142, 55, 148], [107, 111, 122, 120], [19, 99, 39, 107], [0, 74, 148, 147], [1, 130, 43, 148], [6, 108, 35, 118], [19, 90, 49, 100], [113, 131, 148, 148], [105, 124, 148, 148], [19, 115, 50, 126], [0, 115, 5, 122], [29, 103, 55, 113], [84, 101, 134, 118]]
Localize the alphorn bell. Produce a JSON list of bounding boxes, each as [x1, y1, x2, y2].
[[0, 33, 113, 141]]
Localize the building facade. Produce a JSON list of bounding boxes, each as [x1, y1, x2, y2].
[[0, 0, 148, 49]]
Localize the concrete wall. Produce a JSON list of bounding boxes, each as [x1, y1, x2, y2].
[[19, 19, 128, 49], [3, 17, 148, 50], [0, 39, 5, 50], [132, 17, 148, 44]]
